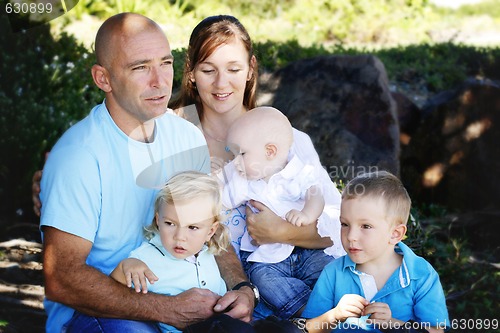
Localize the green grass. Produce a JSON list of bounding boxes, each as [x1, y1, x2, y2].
[[451, 0, 500, 18]]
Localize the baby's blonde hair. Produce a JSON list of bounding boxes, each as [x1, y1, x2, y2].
[[144, 171, 230, 255], [342, 170, 411, 226]]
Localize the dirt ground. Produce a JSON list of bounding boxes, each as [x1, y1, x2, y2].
[[0, 222, 45, 333]]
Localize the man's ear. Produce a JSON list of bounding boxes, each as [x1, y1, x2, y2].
[[91, 64, 112, 93], [390, 224, 407, 245], [265, 143, 277, 159]]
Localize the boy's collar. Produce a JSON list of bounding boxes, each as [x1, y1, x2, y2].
[[343, 242, 411, 288]]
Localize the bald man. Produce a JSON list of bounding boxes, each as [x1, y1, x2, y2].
[[40, 13, 254, 333]]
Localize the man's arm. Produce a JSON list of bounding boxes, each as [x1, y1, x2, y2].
[[246, 200, 333, 249], [213, 245, 254, 322], [43, 227, 219, 329]]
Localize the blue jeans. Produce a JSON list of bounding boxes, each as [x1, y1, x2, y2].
[[63, 312, 301, 333], [241, 248, 334, 319], [63, 312, 161, 333]]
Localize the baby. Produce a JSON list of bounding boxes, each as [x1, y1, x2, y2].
[[218, 106, 342, 319]]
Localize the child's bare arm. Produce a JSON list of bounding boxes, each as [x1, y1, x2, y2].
[[110, 258, 158, 294], [110, 261, 128, 285], [286, 185, 325, 226]]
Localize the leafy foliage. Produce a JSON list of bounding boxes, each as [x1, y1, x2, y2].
[[376, 43, 500, 92], [0, 16, 102, 220], [56, 0, 500, 50], [407, 205, 499, 328]]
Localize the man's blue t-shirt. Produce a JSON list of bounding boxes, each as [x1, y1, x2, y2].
[[40, 102, 210, 332]]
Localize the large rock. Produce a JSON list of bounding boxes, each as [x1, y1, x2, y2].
[[391, 91, 422, 146], [400, 79, 500, 211], [258, 55, 399, 182]]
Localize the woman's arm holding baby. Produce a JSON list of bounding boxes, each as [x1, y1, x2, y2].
[[246, 200, 332, 249]]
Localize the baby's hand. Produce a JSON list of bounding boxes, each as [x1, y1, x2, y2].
[[122, 258, 159, 293], [330, 294, 369, 323], [285, 209, 313, 226]]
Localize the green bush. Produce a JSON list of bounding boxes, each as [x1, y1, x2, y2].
[[375, 43, 500, 92], [254, 41, 500, 93], [0, 16, 102, 220]]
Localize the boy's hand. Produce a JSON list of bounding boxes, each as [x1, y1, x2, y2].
[[329, 294, 369, 323], [122, 258, 158, 293], [285, 209, 312, 226], [362, 302, 393, 327]]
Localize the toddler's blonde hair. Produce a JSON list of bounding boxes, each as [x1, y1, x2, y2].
[[145, 171, 230, 255]]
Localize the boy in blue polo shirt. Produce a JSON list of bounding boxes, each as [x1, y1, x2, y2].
[[297, 171, 449, 333]]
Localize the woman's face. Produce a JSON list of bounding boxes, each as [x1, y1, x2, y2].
[[192, 38, 253, 117]]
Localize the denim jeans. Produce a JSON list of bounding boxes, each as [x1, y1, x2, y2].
[[62, 311, 161, 333], [184, 314, 255, 333], [185, 314, 302, 333], [63, 312, 301, 333], [240, 247, 334, 319]]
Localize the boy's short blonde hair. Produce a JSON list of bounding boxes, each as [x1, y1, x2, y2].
[[145, 171, 230, 255], [342, 170, 411, 226]]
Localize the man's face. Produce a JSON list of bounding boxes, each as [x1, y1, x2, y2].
[[106, 28, 174, 123]]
